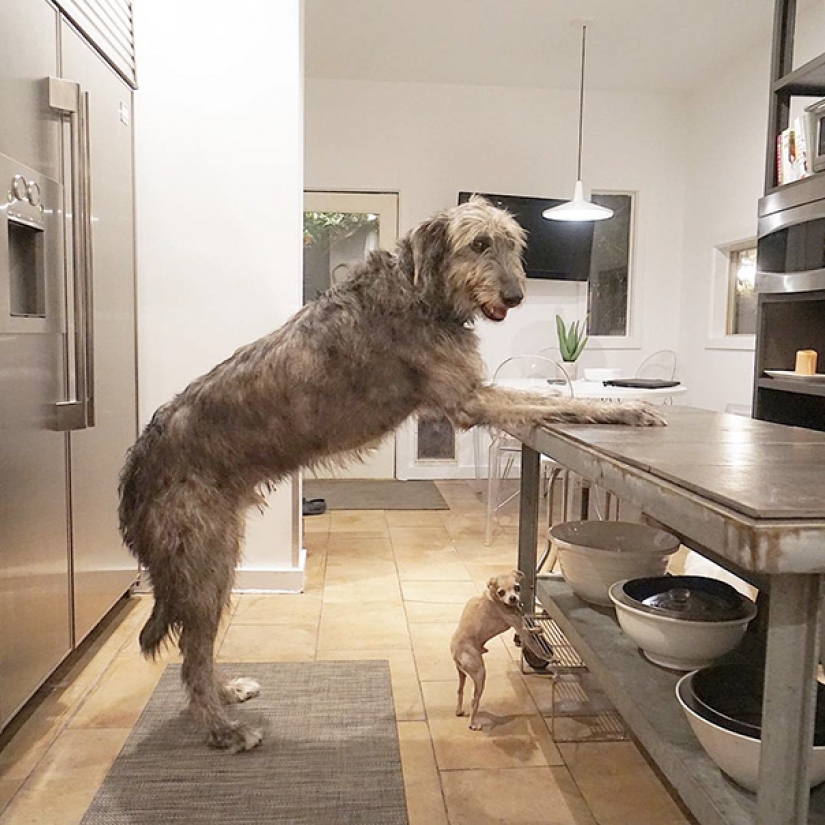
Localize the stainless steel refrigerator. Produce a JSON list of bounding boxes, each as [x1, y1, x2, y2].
[[0, 0, 138, 731]]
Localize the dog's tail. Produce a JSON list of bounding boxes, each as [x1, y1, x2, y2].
[[139, 597, 178, 659], [118, 409, 167, 553], [119, 408, 180, 658], [118, 405, 175, 564]]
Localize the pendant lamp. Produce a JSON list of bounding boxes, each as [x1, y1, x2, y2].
[[543, 25, 613, 222]]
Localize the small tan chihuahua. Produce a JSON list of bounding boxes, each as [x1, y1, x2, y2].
[[450, 570, 546, 730]]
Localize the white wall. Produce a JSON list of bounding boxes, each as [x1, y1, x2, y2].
[[133, 1, 305, 589], [678, 34, 772, 412], [650, 7, 825, 415], [306, 79, 689, 474], [306, 80, 688, 367]]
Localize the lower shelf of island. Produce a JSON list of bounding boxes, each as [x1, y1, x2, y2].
[[535, 576, 825, 825]]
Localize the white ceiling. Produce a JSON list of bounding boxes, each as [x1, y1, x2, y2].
[[305, 0, 777, 94]]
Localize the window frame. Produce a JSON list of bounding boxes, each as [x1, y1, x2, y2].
[[586, 189, 640, 350], [707, 237, 757, 352], [725, 244, 757, 336]]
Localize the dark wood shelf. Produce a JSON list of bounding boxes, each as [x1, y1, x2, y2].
[[753, 289, 825, 427], [772, 51, 825, 96], [760, 170, 825, 206], [757, 376, 825, 398], [536, 577, 825, 825]]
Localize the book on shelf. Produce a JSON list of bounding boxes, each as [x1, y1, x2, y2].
[[777, 117, 811, 185]]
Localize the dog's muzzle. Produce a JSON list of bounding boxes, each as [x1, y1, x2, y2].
[[482, 287, 523, 322]]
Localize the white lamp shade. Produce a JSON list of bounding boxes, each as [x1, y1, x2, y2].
[[543, 181, 614, 222]]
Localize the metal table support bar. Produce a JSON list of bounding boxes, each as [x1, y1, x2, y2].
[[517, 444, 540, 612], [759, 574, 820, 824]]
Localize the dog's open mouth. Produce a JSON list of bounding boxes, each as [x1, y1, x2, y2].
[[481, 304, 508, 322]]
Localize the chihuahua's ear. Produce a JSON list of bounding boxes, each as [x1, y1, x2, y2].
[[513, 570, 525, 581], [487, 576, 497, 591]]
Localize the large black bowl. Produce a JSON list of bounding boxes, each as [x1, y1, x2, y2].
[[620, 575, 754, 621], [690, 664, 825, 745]]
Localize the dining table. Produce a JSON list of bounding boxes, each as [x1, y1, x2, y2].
[[475, 377, 688, 482], [493, 376, 687, 402], [510, 406, 825, 825]]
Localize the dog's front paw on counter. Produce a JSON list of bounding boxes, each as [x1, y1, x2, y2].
[[611, 401, 668, 427]]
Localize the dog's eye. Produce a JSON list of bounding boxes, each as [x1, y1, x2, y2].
[[497, 588, 505, 598], [514, 584, 520, 593], [471, 237, 490, 254]]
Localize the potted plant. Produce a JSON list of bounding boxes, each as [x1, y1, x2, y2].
[[555, 314, 588, 381]]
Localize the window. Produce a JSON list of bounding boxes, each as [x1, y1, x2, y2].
[[587, 193, 633, 337], [708, 238, 757, 351], [726, 245, 757, 335]]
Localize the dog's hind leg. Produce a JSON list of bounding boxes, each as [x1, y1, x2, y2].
[[455, 650, 486, 730], [172, 507, 263, 752], [455, 667, 467, 717], [179, 607, 263, 752], [467, 663, 486, 731]]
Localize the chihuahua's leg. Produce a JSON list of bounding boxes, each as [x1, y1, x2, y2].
[[455, 667, 467, 716], [455, 649, 486, 730], [467, 662, 487, 731]]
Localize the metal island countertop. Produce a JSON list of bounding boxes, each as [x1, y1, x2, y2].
[[508, 406, 825, 825]]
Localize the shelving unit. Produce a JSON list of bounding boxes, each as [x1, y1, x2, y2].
[[754, 0, 825, 424], [763, 0, 825, 192], [536, 578, 825, 825], [754, 288, 825, 428]]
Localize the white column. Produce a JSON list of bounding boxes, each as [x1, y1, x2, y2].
[[133, 1, 305, 591]]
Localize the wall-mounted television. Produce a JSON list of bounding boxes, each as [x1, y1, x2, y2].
[[458, 191, 594, 281]]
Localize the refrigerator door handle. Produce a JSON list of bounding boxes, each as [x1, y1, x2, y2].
[[78, 89, 95, 426], [49, 77, 95, 431]]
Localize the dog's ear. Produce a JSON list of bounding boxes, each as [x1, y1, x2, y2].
[[486, 576, 498, 592], [407, 215, 450, 293], [513, 570, 524, 581]]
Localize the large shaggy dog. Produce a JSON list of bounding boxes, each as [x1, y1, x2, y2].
[[119, 197, 665, 752]]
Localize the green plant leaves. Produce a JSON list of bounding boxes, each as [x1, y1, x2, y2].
[[556, 314, 588, 362]]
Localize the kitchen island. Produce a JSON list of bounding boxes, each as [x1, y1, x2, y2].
[[512, 407, 825, 825]]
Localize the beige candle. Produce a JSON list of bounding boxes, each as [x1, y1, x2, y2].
[[795, 349, 818, 375]]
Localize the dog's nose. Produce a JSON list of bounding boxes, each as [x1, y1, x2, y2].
[[502, 289, 523, 309], [508, 595, 519, 604]]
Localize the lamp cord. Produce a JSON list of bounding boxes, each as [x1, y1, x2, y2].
[[577, 25, 586, 182]]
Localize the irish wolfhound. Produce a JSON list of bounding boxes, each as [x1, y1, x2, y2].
[[119, 196, 664, 752]]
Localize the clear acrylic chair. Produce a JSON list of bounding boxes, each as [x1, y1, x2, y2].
[[484, 355, 573, 547], [635, 349, 677, 380], [634, 349, 678, 406]]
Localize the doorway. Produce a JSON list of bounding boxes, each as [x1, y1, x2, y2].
[[303, 191, 399, 479]]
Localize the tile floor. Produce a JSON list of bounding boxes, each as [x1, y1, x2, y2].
[[0, 481, 694, 824]]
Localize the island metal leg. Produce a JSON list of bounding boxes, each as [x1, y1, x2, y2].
[[757, 573, 820, 825], [517, 444, 541, 612]]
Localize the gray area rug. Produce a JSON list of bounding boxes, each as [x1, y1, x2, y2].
[[81, 661, 408, 824], [303, 479, 448, 510]]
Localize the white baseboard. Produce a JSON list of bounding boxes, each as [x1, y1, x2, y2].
[[397, 463, 485, 481], [233, 546, 307, 593], [132, 547, 308, 596]]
